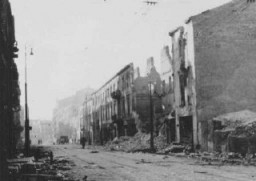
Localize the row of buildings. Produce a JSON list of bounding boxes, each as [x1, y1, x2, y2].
[[82, 59, 162, 144], [0, 0, 21, 179], [81, 0, 256, 151], [80, 19, 196, 147]]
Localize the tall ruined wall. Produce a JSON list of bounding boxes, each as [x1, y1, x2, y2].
[[160, 46, 174, 115], [192, 0, 256, 122], [133, 58, 162, 133]]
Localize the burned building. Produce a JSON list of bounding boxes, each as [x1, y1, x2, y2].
[[159, 46, 176, 143], [133, 58, 162, 134], [165, 22, 196, 146], [167, 0, 256, 150], [82, 61, 162, 145], [82, 64, 134, 145]]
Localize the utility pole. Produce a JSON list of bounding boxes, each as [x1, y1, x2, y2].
[[24, 46, 33, 157]]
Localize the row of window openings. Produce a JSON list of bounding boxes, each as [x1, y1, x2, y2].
[[120, 95, 131, 117], [101, 102, 117, 121], [88, 96, 132, 120], [93, 84, 116, 106], [120, 72, 133, 90], [99, 97, 132, 120], [92, 72, 133, 106]]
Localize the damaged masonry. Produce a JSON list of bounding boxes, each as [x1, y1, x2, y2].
[[3, 0, 256, 181], [80, 0, 256, 157]]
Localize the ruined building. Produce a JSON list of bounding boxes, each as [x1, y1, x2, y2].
[[82, 60, 162, 145], [165, 0, 256, 150], [0, 0, 20, 179]]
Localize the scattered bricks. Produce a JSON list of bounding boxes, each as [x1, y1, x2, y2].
[[112, 137, 119, 144], [7, 157, 34, 164], [8, 147, 78, 181], [202, 152, 211, 156], [90, 150, 99, 153], [201, 156, 212, 162], [20, 163, 38, 174], [18, 174, 63, 181], [188, 152, 201, 158], [201, 155, 219, 162], [165, 145, 185, 153], [162, 155, 169, 159], [136, 159, 152, 164], [8, 165, 20, 174], [227, 152, 242, 159], [184, 145, 193, 155], [175, 153, 187, 158], [58, 165, 72, 171]]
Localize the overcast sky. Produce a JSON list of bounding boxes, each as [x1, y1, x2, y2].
[[9, 0, 230, 120]]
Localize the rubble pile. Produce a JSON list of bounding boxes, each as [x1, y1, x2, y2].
[[159, 144, 186, 154], [189, 152, 256, 166], [231, 122, 256, 137], [105, 132, 171, 153], [104, 130, 256, 167], [105, 133, 149, 152], [8, 147, 79, 181], [154, 135, 169, 151], [207, 110, 256, 155]]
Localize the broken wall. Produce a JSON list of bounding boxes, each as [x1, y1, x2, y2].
[[169, 19, 197, 145], [160, 46, 175, 116], [191, 0, 256, 150], [133, 58, 162, 133], [204, 110, 256, 153]]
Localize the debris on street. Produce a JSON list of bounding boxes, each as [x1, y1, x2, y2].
[[103, 129, 256, 167], [90, 150, 99, 154], [205, 110, 256, 155], [8, 146, 83, 181], [105, 132, 170, 153]]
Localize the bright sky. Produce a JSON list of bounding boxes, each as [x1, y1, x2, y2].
[[9, 0, 230, 120]]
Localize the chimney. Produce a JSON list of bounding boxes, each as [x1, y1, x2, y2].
[[134, 67, 140, 79], [146, 57, 154, 75], [161, 45, 173, 73]]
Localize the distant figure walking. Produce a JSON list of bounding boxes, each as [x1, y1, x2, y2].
[[81, 137, 86, 149]]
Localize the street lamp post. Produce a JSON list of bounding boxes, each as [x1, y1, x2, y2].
[[24, 46, 33, 156], [148, 82, 155, 151]]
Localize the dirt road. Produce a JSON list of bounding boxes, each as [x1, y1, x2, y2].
[[50, 145, 255, 181]]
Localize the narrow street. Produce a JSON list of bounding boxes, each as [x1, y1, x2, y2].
[[3, 1, 256, 181], [51, 145, 256, 181]]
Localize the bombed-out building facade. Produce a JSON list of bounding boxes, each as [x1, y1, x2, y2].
[[163, 0, 256, 152], [82, 61, 162, 144], [81, 0, 256, 153]]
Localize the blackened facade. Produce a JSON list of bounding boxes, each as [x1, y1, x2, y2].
[[0, 0, 20, 179]]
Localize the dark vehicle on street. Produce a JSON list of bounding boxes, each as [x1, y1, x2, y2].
[[58, 136, 69, 144]]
